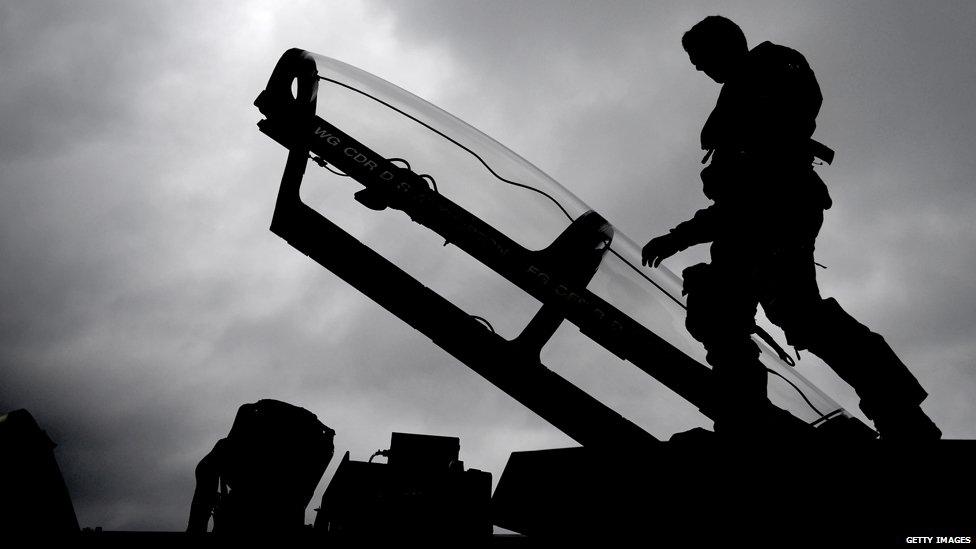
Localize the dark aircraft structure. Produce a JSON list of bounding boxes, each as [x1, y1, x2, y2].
[[250, 49, 973, 541], [0, 409, 79, 536], [186, 399, 335, 536], [255, 49, 859, 449]]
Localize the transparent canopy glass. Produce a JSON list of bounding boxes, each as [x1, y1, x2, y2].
[[292, 51, 848, 438]]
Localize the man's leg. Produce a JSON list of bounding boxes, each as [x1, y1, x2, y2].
[[805, 299, 939, 439], [759, 248, 940, 440], [682, 261, 768, 436]]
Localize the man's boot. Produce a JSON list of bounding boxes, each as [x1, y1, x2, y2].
[[859, 401, 942, 441], [807, 298, 941, 440]]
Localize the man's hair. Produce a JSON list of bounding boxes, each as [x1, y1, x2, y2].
[[682, 16, 747, 54]]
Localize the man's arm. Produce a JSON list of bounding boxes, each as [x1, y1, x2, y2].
[[642, 205, 718, 267]]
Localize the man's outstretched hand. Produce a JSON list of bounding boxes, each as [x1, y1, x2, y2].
[[642, 233, 683, 268]]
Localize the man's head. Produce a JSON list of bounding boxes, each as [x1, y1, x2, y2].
[[682, 16, 748, 83]]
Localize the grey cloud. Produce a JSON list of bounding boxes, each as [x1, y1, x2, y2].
[[3, 0, 975, 532], [0, 2, 191, 162]]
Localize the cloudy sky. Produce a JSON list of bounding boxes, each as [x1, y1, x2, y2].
[[2, 0, 974, 531]]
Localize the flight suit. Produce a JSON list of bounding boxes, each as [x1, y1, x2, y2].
[[669, 42, 935, 437]]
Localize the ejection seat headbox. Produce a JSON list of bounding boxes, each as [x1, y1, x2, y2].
[[255, 48, 319, 120]]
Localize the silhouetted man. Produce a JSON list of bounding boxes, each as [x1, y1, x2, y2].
[[642, 16, 940, 439]]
